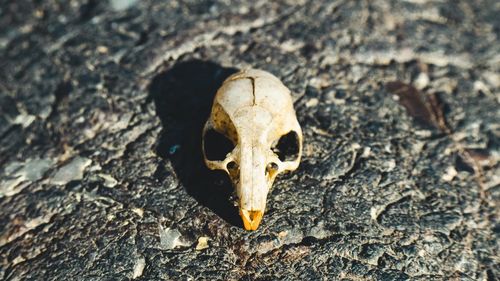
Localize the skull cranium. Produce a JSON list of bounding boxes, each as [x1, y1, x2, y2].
[[202, 69, 302, 230]]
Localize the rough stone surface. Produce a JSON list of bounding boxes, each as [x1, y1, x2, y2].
[[0, 0, 499, 280]]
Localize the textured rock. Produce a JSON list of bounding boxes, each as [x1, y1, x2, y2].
[[0, 0, 499, 280]]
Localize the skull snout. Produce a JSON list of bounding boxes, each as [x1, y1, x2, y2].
[[237, 145, 269, 230], [239, 209, 263, 231]]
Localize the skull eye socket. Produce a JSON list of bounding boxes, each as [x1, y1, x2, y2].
[[203, 129, 235, 161], [272, 131, 300, 162]]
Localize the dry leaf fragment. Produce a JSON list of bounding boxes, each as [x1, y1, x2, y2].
[[386, 81, 448, 132]]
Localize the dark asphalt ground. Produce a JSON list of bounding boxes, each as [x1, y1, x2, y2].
[[0, 0, 499, 280]]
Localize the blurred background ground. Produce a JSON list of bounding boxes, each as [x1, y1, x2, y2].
[[0, 0, 499, 280]]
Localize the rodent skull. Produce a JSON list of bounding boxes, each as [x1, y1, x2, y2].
[[202, 69, 302, 230]]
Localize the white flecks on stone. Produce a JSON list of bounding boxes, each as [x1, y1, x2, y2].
[[305, 98, 319, 107], [384, 159, 396, 172], [370, 204, 389, 221], [332, 96, 346, 105], [195, 237, 209, 251], [13, 114, 36, 128], [38, 105, 53, 120], [442, 166, 458, 182], [361, 146, 372, 158], [0, 158, 54, 198], [159, 226, 188, 250], [277, 228, 303, 246], [51, 156, 92, 185], [384, 144, 392, 153], [11, 255, 26, 266], [278, 231, 288, 240], [132, 256, 146, 279], [110, 0, 139, 11], [251, 228, 306, 255], [309, 75, 330, 89], [411, 141, 426, 155], [454, 255, 479, 274], [414, 129, 432, 137], [482, 71, 500, 88], [351, 65, 364, 83], [98, 173, 118, 187], [414, 72, 429, 90], [97, 45, 108, 54], [88, 162, 102, 172], [109, 112, 133, 133], [132, 208, 144, 217], [378, 106, 392, 118], [473, 80, 496, 100], [308, 221, 330, 240], [350, 143, 361, 150], [280, 39, 305, 52], [485, 174, 500, 191]]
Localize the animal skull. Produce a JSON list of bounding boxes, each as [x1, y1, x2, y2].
[[202, 69, 302, 230]]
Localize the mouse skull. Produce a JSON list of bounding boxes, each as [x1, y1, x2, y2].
[[202, 69, 302, 230]]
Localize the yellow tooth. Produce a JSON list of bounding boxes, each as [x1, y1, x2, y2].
[[239, 209, 263, 231]]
